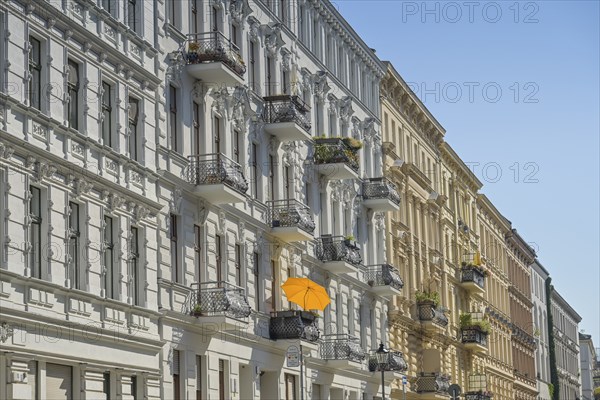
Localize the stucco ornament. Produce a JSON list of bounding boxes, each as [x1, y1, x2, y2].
[[263, 23, 285, 57], [312, 71, 330, 100], [230, 0, 252, 23]]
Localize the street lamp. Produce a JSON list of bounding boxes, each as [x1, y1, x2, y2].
[[376, 342, 390, 400]]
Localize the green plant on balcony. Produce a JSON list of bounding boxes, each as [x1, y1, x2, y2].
[[191, 303, 203, 317], [342, 137, 363, 150], [593, 386, 600, 399], [459, 312, 491, 333], [548, 383, 555, 398], [415, 290, 441, 307]]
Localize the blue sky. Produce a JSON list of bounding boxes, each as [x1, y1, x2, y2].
[[335, 1, 600, 342]]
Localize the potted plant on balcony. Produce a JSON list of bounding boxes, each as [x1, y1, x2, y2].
[[415, 290, 441, 307], [342, 137, 363, 150], [187, 41, 200, 63], [459, 312, 491, 333], [191, 303, 203, 317]]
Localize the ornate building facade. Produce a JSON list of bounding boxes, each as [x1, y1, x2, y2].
[[531, 260, 552, 400]]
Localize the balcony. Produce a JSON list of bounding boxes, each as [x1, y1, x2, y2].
[[182, 32, 245, 86], [313, 137, 360, 180], [263, 95, 312, 141], [464, 392, 493, 400], [417, 301, 449, 331], [364, 264, 403, 297], [188, 282, 251, 331], [315, 235, 362, 275], [320, 334, 366, 369], [186, 153, 248, 204], [461, 326, 489, 354], [460, 264, 486, 296], [269, 310, 320, 350], [414, 373, 451, 398], [368, 350, 408, 379], [362, 177, 401, 211], [267, 199, 315, 242]]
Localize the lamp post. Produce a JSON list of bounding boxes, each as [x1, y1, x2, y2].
[[376, 342, 390, 400]]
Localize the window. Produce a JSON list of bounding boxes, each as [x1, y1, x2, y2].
[[216, 234, 223, 283], [249, 41, 257, 92], [29, 36, 41, 110], [104, 215, 116, 299], [213, 115, 221, 153], [168, 0, 178, 28], [128, 97, 139, 161], [46, 363, 72, 400], [130, 226, 140, 305], [211, 6, 219, 32], [127, 0, 137, 32], [196, 355, 203, 400], [251, 143, 258, 198], [169, 85, 178, 152], [131, 376, 138, 400], [282, 69, 289, 94], [253, 252, 260, 311], [233, 130, 241, 164], [284, 166, 292, 199], [68, 202, 81, 289], [102, 372, 110, 400], [235, 243, 242, 287], [191, 0, 199, 33], [271, 260, 277, 311], [194, 225, 201, 282], [101, 82, 113, 147], [193, 102, 201, 155], [218, 359, 225, 400], [231, 24, 238, 47], [266, 56, 274, 95], [173, 350, 181, 400], [67, 60, 80, 129], [170, 214, 180, 283], [279, 0, 286, 22], [30, 186, 42, 279], [269, 155, 275, 200], [304, 180, 310, 207], [284, 373, 297, 400]]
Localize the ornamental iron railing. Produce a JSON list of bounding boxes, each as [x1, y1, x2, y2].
[[368, 351, 409, 372], [461, 265, 485, 288], [186, 153, 248, 194], [464, 392, 493, 400], [364, 264, 404, 291], [263, 95, 311, 132], [267, 199, 315, 234], [363, 177, 401, 205], [414, 372, 451, 394], [462, 326, 488, 346], [315, 235, 362, 266], [269, 310, 320, 342], [188, 281, 251, 319], [183, 32, 246, 76], [417, 302, 449, 327], [320, 334, 366, 362], [313, 138, 360, 173]]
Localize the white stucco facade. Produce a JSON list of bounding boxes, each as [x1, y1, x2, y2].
[[531, 260, 551, 400], [579, 334, 596, 400], [0, 0, 400, 399]]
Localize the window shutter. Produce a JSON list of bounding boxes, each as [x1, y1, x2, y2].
[[46, 363, 72, 400]]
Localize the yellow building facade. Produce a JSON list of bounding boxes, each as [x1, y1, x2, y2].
[[381, 62, 535, 400]]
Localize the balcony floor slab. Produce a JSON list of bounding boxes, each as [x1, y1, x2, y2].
[[187, 62, 244, 87], [194, 184, 246, 204], [315, 163, 359, 180], [264, 122, 312, 142], [363, 198, 400, 212], [322, 260, 359, 275], [271, 226, 314, 243]]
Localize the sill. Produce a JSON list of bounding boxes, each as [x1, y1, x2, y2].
[[164, 23, 186, 42]]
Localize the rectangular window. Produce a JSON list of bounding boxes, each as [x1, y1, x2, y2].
[[213, 115, 221, 153], [231, 24, 238, 47], [218, 359, 225, 400], [128, 97, 139, 161], [282, 69, 289, 94], [169, 85, 178, 152], [68, 202, 80, 289], [269, 154, 275, 201], [67, 60, 79, 130], [284, 165, 292, 199], [266, 56, 274, 96], [211, 6, 219, 32], [127, 0, 137, 32], [194, 225, 201, 282], [249, 41, 257, 92], [30, 186, 42, 279], [29, 36, 41, 110], [271, 260, 277, 311], [285, 373, 296, 400], [233, 130, 241, 164], [169, 0, 178, 28], [104, 215, 116, 299], [251, 143, 258, 198], [196, 355, 203, 400], [173, 350, 181, 400], [253, 251, 260, 311], [279, 0, 286, 22], [170, 213, 180, 283], [191, 0, 199, 33], [235, 243, 242, 287], [130, 226, 140, 305], [216, 234, 223, 283], [131, 376, 138, 400], [101, 81, 112, 147], [102, 372, 110, 400], [193, 102, 201, 155]]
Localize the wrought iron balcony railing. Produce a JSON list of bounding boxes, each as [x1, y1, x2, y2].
[[269, 310, 320, 342], [414, 372, 451, 394], [368, 351, 408, 372], [315, 235, 362, 266], [188, 281, 251, 319], [186, 153, 248, 194], [320, 334, 366, 363], [461, 265, 486, 288], [313, 138, 360, 173], [462, 326, 488, 346], [417, 302, 449, 327], [263, 95, 311, 132], [363, 177, 401, 205], [364, 264, 404, 291], [183, 32, 246, 76], [267, 199, 315, 234], [464, 392, 493, 400]]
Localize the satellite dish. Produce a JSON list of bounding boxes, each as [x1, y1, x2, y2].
[[448, 384, 461, 398]]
